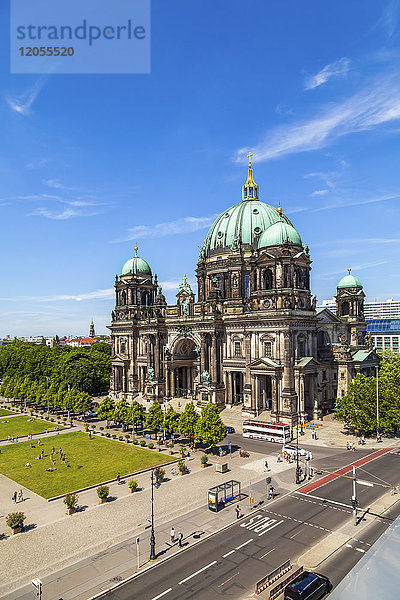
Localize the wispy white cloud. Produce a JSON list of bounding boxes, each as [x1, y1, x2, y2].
[[0, 289, 115, 303], [235, 74, 400, 162], [6, 78, 46, 116], [313, 192, 400, 212], [316, 260, 389, 280], [311, 189, 329, 196], [378, 1, 400, 38], [116, 214, 218, 242], [31, 207, 101, 220], [305, 57, 351, 90]]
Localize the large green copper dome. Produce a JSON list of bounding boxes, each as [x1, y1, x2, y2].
[[258, 220, 302, 248], [203, 200, 293, 254], [121, 246, 152, 277], [337, 272, 362, 289]]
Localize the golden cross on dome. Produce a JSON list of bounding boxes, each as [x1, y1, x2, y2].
[[348, 267, 351, 274], [247, 152, 253, 167], [134, 244, 139, 255]]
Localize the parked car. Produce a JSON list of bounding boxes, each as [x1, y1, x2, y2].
[[226, 426, 235, 434], [284, 571, 332, 600]]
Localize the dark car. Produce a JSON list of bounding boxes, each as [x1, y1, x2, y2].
[[284, 571, 331, 600], [225, 426, 235, 434]]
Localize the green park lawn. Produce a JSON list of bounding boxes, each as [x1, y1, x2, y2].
[[0, 431, 172, 498], [0, 415, 65, 440], [0, 408, 16, 416]]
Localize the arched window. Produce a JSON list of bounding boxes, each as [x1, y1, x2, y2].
[[263, 269, 273, 290], [341, 301, 350, 316], [297, 335, 306, 359]]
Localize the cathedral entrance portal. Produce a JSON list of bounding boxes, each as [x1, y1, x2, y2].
[[170, 338, 197, 399], [254, 374, 272, 411]]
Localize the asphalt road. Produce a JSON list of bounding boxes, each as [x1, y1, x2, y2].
[[104, 447, 400, 600]]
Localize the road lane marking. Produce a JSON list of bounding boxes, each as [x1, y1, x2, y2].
[[151, 589, 172, 600], [235, 538, 253, 550], [355, 548, 366, 553], [218, 572, 240, 587], [295, 492, 353, 509], [178, 561, 217, 585], [257, 520, 284, 537], [290, 530, 302, 539], [345, 544, 352, 548], [260, 547, 275, 559], [222, 550, 235, 558]]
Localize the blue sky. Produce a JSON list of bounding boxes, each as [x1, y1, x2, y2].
[[1, 0, 400, 336]]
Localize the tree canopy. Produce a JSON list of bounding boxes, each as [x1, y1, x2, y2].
[[163, 405, 180, 432], [145, 401, 164, 431], [195, 402, 226, 447], [335, 351, 400, 435], [177, 402, 199, 442], [0, 341, 110, 395]]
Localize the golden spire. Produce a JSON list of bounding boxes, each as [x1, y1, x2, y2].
[[134, 244, 138, 256], [277, 204, 283, 215], [348, 267, 351, 275], [242, 151, 259, 200]]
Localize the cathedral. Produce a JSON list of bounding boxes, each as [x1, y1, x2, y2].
[[108, 157, 379, 424]]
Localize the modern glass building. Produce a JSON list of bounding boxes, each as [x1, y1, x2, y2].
[[366, 319, 400, 353]]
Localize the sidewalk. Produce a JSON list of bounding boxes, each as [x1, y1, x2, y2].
[[0, 445, 295, 598]]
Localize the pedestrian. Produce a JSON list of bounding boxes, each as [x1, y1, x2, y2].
[[309, 452, 313, 461], [352, 443, 356, 452], [15, 436, 18, 443], [346, 441, 349, 450], [18, 489, 23, 502], [170, 527, 175, 543], [12, 491, 17, 503], [265, 460, 269, 471], [117, 473, 121, 485], [235, 505, 240, 519], [358, 437, 361, 445], [178, 532, 183, 547], [361, 435, 365, 445], [269, 485, 275, 500]]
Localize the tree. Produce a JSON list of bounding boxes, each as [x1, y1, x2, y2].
[[146, 401, 164, 432], [132, 400, 146, 431], [177, 402, 199, 446], [114, 398, 131, 427], [335, 352, 400, 435], [97, 396, 116, 426], [195, 402, 226, 447], [163, 405, 179, 434], [73, 392, 93, 415]]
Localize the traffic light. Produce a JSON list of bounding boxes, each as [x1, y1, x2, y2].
[[351, 498, 359, 509]]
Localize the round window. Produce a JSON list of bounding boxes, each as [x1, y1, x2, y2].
[[254, 227, 261, 234], [253, 209, 259, 215], [217, 231, 223, 238]]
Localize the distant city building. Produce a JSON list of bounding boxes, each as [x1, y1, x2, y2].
[[321, 297, 400, 319], [89, 320, 95, 337], [60, 337, 97, 348], [366, 319, 400, 353]]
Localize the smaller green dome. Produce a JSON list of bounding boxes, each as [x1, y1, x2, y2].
[[258, 220, 302, 248], [121, 247, 152, 277], [337, 272, 362, 289]]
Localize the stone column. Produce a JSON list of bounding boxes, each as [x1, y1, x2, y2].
[[165, 367, 170, 397], [244, 332, 251, 387], [155, 335, 160, 378], [200, 334, 207, 374], [232, 372, 237, 403], [300, 374, 305, 414], [211, 334, 217, 383], [171, 369, 176, 397]]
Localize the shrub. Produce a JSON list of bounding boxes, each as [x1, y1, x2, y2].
[[49, 418, 54, 422], [6, 512, 26, 529], [97, 485, 109, 500], [140, 440, 146, 447], [128, 479, 138, 491], [200, 454, 208, 466], [177, 460, 187, 474], [157, 439, 163, 446], [168, 442, 174, 448], [125, 434, 130, 440], [155, 467, 165, 482], [63, 493, 79, 509], [133, 439, 139, 445], [101, 432, 104, 436], [179, 446, 186, 456], [112, 434, 117, 439], [147, 442, 154, 449], [91, 425, 96, 430], [118, 435, 123, 441], [99, 426, 104, 431], [106, 433, 110, 438]]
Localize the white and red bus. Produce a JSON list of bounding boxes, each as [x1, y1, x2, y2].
[[242, 420, 291, 444]]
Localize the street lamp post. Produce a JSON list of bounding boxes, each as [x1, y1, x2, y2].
[[376, 366, 379, 442], [149, 469, 156, 560], [295, 399, 301, 485]]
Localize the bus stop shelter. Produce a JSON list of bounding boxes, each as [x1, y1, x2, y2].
[[208, 480, 241, 512]]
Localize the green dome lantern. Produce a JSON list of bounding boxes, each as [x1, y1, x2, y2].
[[258, 218, 302, 248], [121, 245, 152, 277], [337, 269, 362, 289]]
